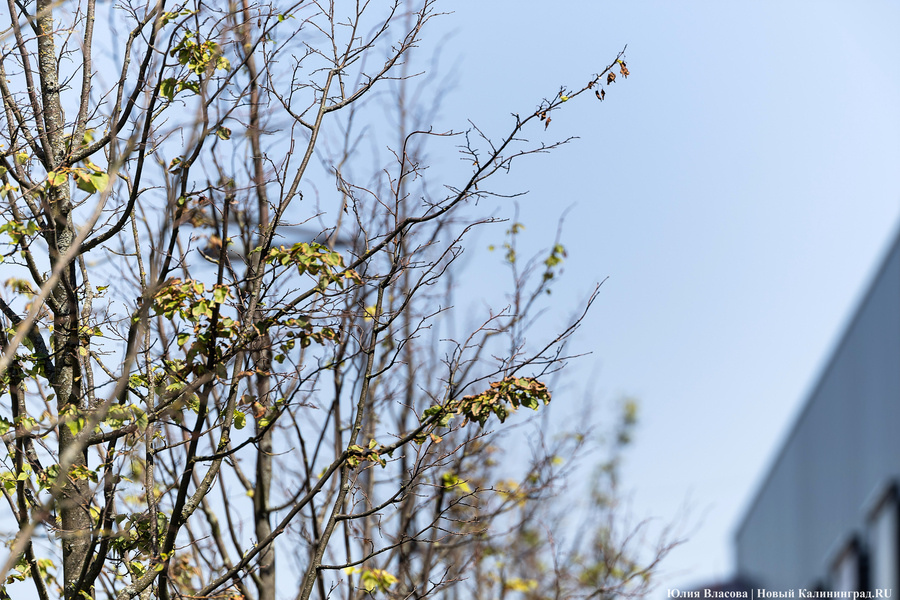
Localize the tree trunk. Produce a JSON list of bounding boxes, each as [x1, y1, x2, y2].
[[35, 2, 92, 597], [254, 367, 275, 600]]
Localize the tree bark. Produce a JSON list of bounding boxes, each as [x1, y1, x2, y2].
[[35, 2, 92, 597]]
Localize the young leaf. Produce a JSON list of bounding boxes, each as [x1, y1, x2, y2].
[[89, 172, 109, 193], [47, 170, 68, 186]]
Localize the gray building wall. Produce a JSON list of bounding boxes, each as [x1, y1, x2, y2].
[[735, 231, 900, 589]]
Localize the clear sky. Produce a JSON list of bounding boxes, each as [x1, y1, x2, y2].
[[423, 1, 900, 594]]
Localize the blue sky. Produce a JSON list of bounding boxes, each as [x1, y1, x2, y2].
[[425, 1, 900, 592]]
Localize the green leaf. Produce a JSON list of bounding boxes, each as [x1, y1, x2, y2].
[[359, 569, 398, 594], [131, 406, 148, 429], [197, 300, 212, 318], [178, 80, 200, 95], [66, 418, 83, 436], [212, 285, 229, 304], [89, 172, 109, 193], [74, 171, 97, 194], [160, 78, 177, 101], [441, 472, 472, 493], [234, 410, 246, 430], [47, 170, 68, 186], [506, 578, 538, 592]]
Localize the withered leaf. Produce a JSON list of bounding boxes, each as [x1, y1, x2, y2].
[[544, 117, 551, 130], [607, 72, 616, 85], [252, 401, 267, 419]]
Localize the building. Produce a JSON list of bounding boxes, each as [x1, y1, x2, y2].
[[734, 231, 900, 592]]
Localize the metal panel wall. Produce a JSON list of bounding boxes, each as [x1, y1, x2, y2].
[[735, 232, 900, 589]]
